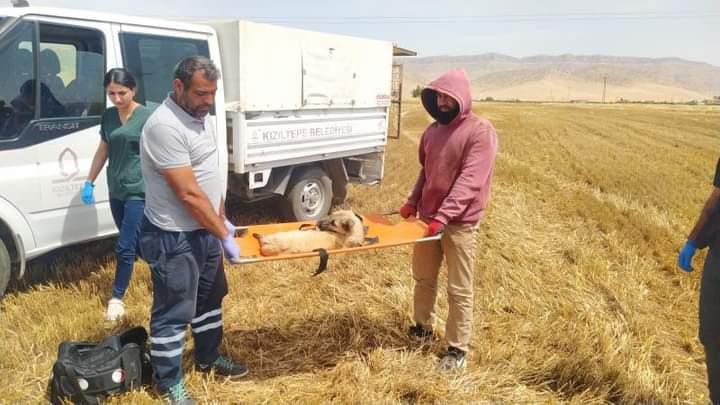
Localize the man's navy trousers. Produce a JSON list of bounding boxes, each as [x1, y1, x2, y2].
[[139, 217, 229, 392]]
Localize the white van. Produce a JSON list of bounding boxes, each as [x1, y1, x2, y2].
[[0, 7, 396, 296]]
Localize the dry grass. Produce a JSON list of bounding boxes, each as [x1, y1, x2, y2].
[[1, 101, 719, 404]]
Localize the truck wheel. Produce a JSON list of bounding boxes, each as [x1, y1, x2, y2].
[[284, 167, 333, 221], [0, 238, 10, 298]]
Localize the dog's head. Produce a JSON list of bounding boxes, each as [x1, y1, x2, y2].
[[317, 210, 366, 239]]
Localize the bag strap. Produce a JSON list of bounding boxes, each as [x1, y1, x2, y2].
[[119, 326, 148, 347]]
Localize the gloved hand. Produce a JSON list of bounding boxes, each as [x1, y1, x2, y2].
[[221, 232, 241, 264], [81, 181, 95, 205], [426, 219, 445, 237], [224, 217, 235, 237], [399, 203, 417, 219], [678, 240, 697, 272]]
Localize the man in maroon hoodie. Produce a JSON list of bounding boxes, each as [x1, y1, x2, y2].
[[399, 68, 498, 371]]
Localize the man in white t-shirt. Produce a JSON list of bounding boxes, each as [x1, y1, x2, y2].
[[139, 56, 244, 405]]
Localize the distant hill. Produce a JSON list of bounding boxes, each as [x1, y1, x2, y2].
[[396, 53, 720, 102]]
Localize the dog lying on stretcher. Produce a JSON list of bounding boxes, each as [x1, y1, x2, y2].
[[253, 209, 377, 256]]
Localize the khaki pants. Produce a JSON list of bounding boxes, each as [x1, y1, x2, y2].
[[412, 223, 479, 353]]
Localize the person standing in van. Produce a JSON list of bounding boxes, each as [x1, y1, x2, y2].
[[82, 68, 153, 322]]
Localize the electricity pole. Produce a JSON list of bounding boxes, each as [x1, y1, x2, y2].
[[602, 76, 607, 103]]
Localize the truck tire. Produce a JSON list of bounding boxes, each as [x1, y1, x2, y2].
[[283, 167, 333, 221], [0, 238, 10, 298]]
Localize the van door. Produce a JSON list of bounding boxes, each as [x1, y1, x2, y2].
[[118, 25, 228, 190], [0, 19, 39, 254], [118, 27, 212, 108], [0, 16, 117, 257]]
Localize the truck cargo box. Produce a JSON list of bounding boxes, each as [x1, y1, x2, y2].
[[206, 20, 393, 180]]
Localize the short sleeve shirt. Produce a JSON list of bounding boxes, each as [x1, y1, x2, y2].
[[140, 96, 222, 231], [100, 105, 152, 200]]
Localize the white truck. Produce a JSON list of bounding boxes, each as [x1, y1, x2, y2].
[[0, 7, 397, 296]]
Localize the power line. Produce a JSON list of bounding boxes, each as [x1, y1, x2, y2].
[[243, 11, 720, 24]]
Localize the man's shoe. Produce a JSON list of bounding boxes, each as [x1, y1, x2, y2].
[[196, 355, 249, 379], [407, 323, 433, 339], [438, 346, 466, 372], [162, 381, 195, 405], [105, 298, 125, 321]]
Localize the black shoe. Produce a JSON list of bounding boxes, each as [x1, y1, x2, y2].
[[162, 381, 195, 405], [438, 346, 466, 372], [407, 323, 433, 339], [196, 355, 249, 379]]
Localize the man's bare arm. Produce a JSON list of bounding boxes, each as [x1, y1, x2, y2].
[[688, 187, 720, 241], [161, 166, 227, 239]]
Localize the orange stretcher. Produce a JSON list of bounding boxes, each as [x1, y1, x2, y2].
[[233, 213, 441, 273]]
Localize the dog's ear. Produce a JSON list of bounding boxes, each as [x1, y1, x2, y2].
[[342, 219, 352, 233]]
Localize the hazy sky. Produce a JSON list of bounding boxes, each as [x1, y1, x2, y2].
[[16, 0, 720, 66]]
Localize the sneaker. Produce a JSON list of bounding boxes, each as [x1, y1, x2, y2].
[[105, 298, 125, 321], [162, 381, 195, 405], [407, 323, 433, 339], [438, 346, 466, 372], [196, 355, 249, 379]]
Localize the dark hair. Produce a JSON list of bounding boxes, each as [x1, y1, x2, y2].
[[174, 56, 220, 88], [103, 68, 137, 90]]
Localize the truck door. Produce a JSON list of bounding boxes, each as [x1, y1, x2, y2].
[[0, 16, 116, 255]]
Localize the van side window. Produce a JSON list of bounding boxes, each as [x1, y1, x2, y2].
[[0, 21, 35, 140], [0, 20, 105, 145], [120, 33, 210, 109], [39, 23, 105, 119]]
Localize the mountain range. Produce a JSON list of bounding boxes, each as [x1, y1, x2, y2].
[[396, 53, 720, 102]]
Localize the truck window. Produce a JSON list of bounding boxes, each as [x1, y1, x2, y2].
[[0, 20, 105, 146], [120, 33, 210, 109]]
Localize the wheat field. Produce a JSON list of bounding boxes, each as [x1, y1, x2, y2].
[[1, 101, 719, 404]]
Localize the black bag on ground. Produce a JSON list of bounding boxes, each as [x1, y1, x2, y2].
[[48, 326, 152, 404]]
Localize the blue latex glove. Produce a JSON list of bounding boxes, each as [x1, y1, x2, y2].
[[221, 232, 241, 264], [678, 240, 697, 272], [224, 218, 235, 237], [81, 181, 95, 205]]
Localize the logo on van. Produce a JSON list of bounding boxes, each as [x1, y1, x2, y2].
[[51, 148, 85, 198], [57, 147, 79, 182]]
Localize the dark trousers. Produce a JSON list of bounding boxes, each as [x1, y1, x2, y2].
[[109, 198, 145, 299], [700, 248, 720, 405], [139, 217, 228, 392]]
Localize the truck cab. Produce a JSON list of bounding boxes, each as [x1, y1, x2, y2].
[[0, 7, 394, 297]]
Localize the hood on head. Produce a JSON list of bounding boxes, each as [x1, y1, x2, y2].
[[420, 68, 472, 125]]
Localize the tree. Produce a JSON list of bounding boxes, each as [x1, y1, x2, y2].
[[411, 85, 422, 98]]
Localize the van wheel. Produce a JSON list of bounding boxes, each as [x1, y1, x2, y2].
[[283, 167, 333, 221], [0, 238, 10, 298]]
